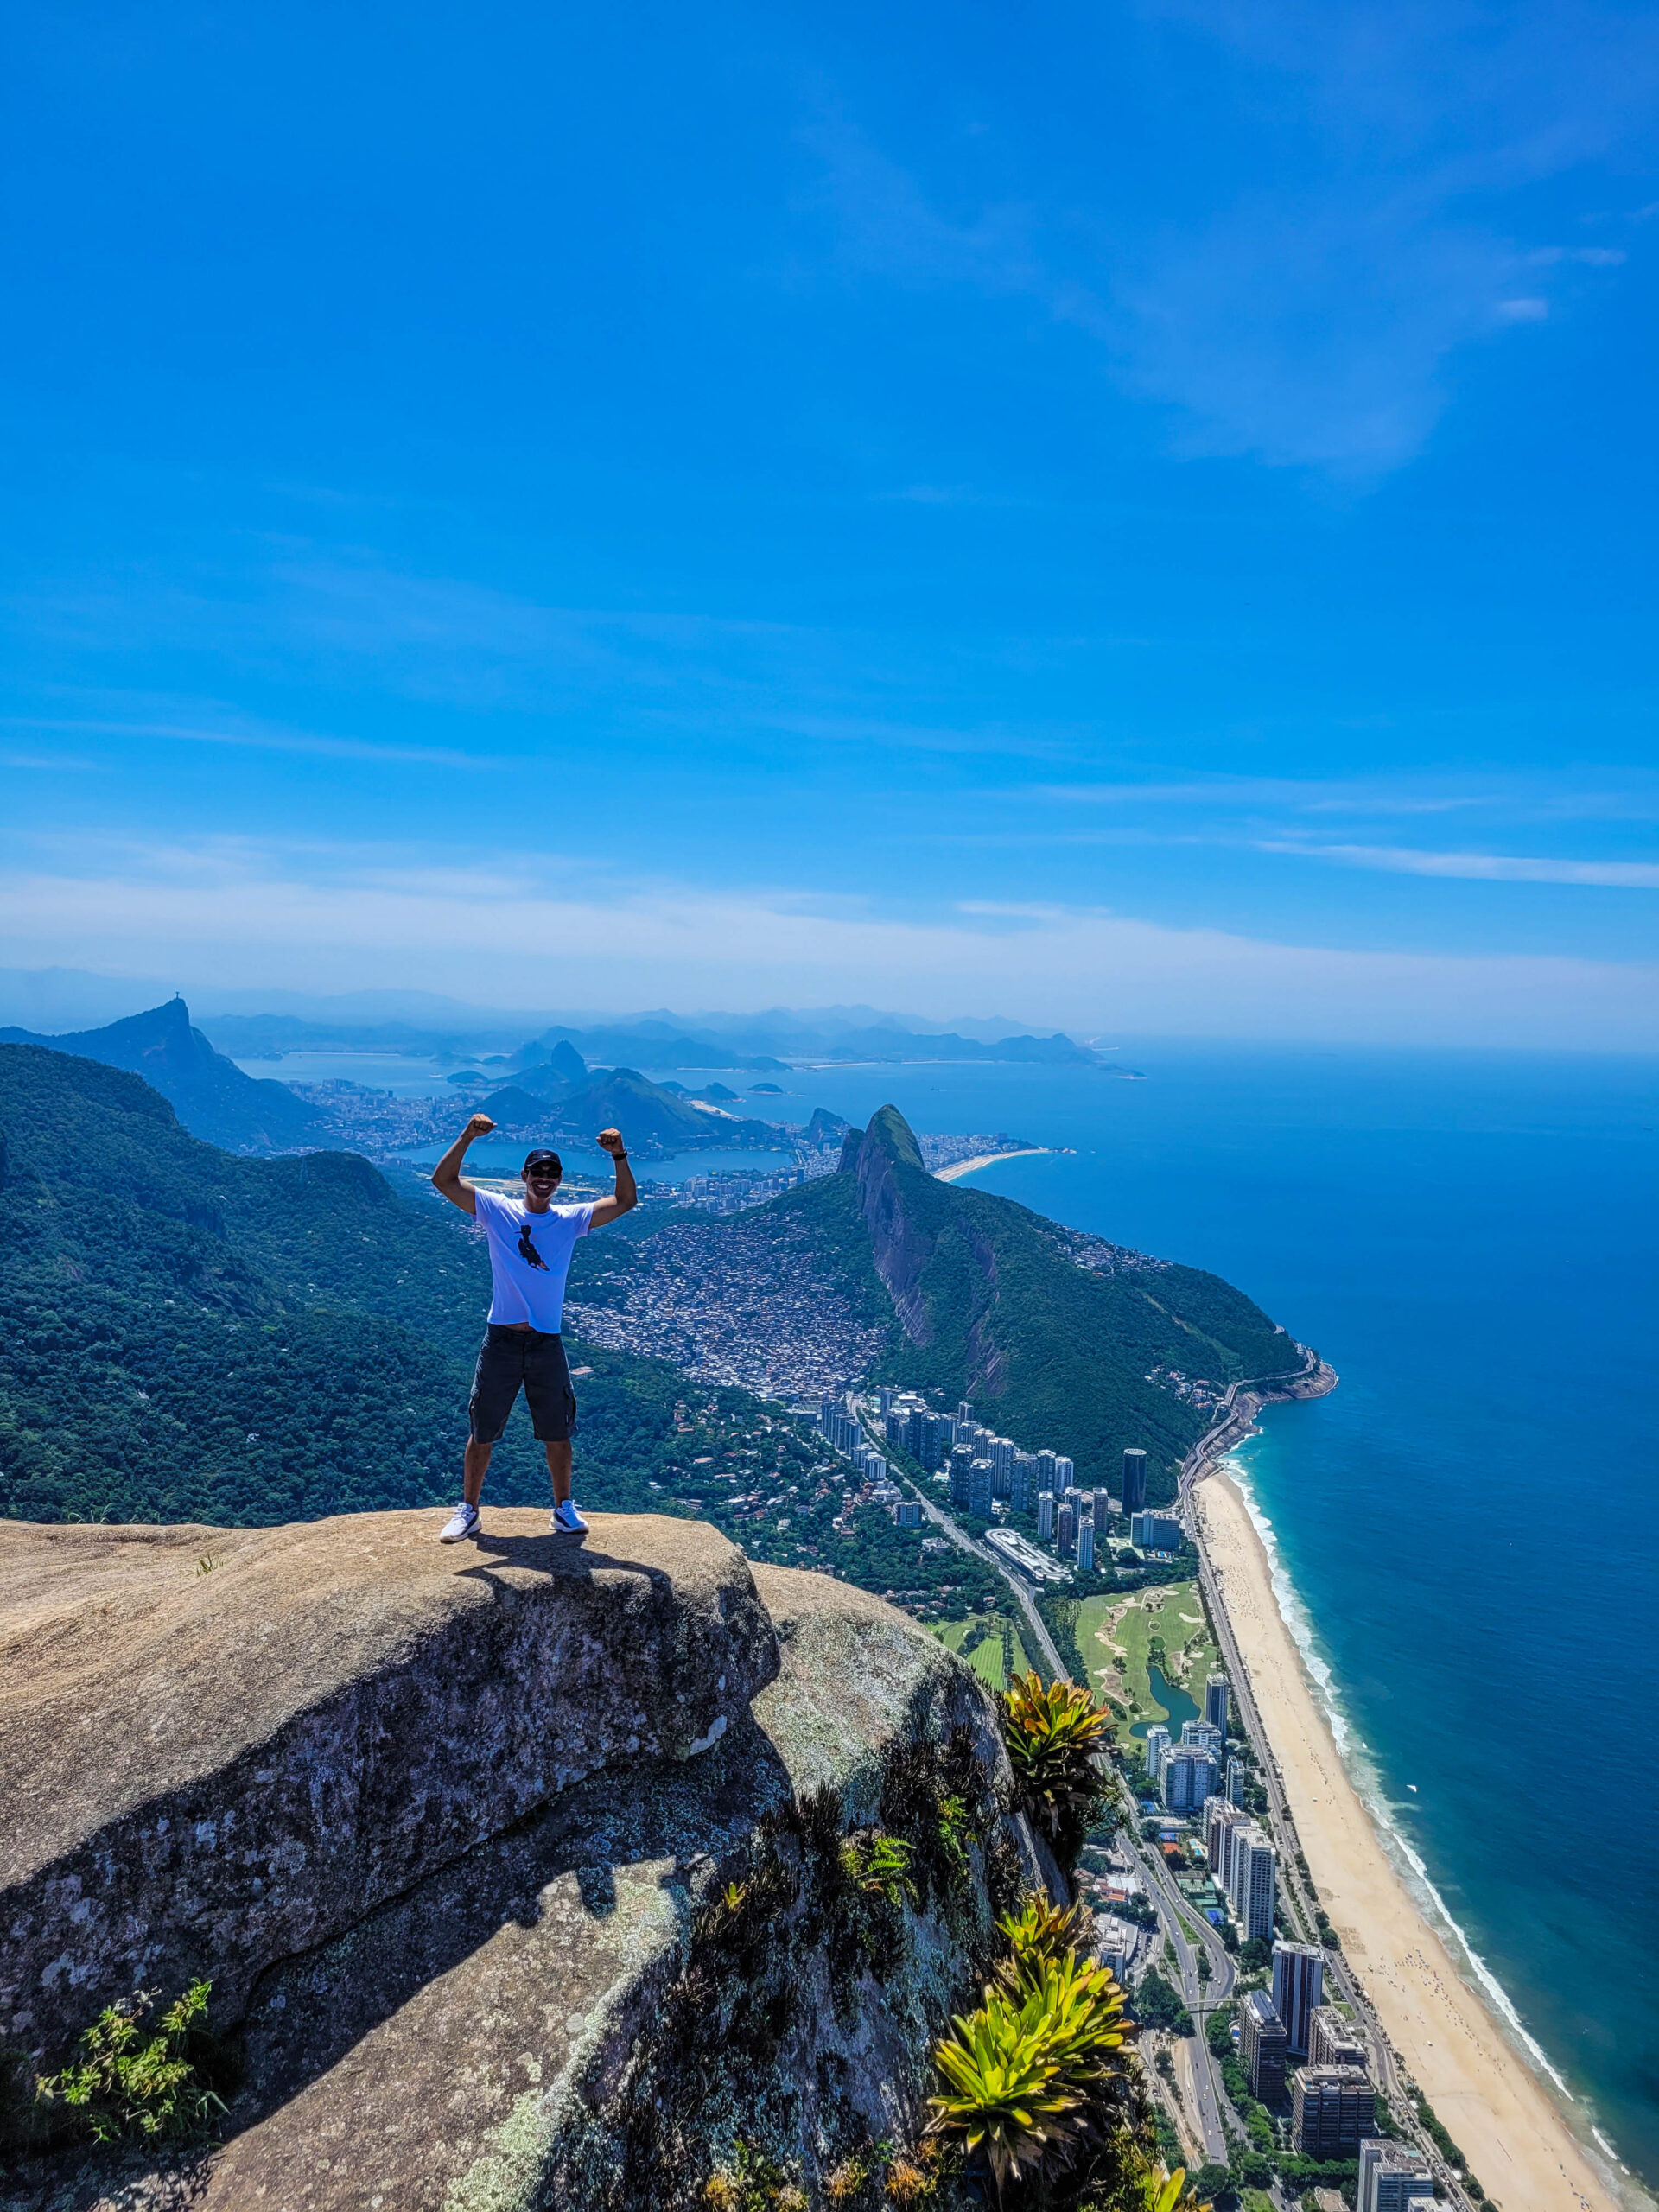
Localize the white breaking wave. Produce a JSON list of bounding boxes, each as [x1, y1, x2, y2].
[[1221, 1452, 1613, 2144]]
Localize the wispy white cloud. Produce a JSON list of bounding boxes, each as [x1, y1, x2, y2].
[[0, 836, 1653, 1049], [0, 711, 499, 771], [807, 1, 1659, 473], [1034, 775, 1489, 815], [1259, 840, 1659, 887]]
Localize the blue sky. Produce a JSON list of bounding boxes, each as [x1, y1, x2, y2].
[[3, 0, 1658, 1044]]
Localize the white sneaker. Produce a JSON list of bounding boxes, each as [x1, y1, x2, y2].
[[440, 1501, 480, 1543], [551, 1499, 588, 1538]]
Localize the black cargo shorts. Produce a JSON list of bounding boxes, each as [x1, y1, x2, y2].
[[467, 1324, 577, 1445]]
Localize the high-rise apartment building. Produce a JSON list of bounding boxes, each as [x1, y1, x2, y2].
[[1076, 1519, 1096, 1573], [1271, 1942, 1325, 2058], [1122, 1447, 1148, 1516], [990, 1437, 1015, 1491], [1358, 2141, 1434, 2212], [1057, 1502, 1077, 1557], [968, 1459, 994, 1517], [1036, 1490, 1056, 1541], [1230, 1826, 1277, 1938], [1205, 1672, 1230, 1738], [891, 1498, 923, 1529], [1309, 2006, 1367, 2070], [1130, 1510, 1183, 1554], [1053, 1456, 1075, 1488], [1161, 1745, 1218, 1815], [1205, 1796, 1248, 1885], [1010, 1456, 1034, 1514], [949, 1444, 974, 1509], [1144, 1725, 1171, 1786], [878, 1386, 894, 1414], [1291, 2067, 1375, 2158], [1091, 1486, 1114, 1531], [1239, 1989, 1289, 2105], [1226, 1757, 1246, 1808], [1036, 1448, 1058, 1493], [1181, 1720, 1224, 1759]]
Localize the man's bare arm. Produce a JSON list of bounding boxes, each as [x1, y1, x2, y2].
[[588, 1127, 636, 1228], [431, 1115, 496, 1215]]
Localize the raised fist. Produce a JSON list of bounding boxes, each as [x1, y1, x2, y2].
[[596, 1127, 626, 1155], [467, 1114, 497, 1137]]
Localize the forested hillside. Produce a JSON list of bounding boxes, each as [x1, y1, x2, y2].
[[0, 1046, 741, 1526]]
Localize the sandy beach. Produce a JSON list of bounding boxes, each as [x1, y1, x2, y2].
[[933, 1146, 1051, 1181], [1195, 1469, 1622, 2212]]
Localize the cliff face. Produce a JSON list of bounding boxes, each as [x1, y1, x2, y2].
[[850, 1104, 946, 1349], [2, 1511, 1046, 2212]]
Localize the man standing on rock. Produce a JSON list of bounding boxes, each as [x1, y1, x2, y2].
[[430, 1112, 635, 1541]]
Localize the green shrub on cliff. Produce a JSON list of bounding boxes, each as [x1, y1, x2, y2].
[[20, 1980, 233, 2152], [1001, 1671, 1114, 1869]]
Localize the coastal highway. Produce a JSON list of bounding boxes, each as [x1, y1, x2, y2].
[[1120, 1807, 1235, 2164]]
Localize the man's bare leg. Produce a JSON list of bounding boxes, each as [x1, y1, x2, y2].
[[463, 1439, 493, 1507], [461, 1440, 569, 1509], [544, 1440, 573, 1506]]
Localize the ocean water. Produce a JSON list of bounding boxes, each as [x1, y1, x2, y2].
[[759, 1045, 1659, 2194]]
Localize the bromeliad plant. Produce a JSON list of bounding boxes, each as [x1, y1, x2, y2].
[[1001, 1672, 1114, 1870], [929, 1947, 1131, 2199], [994, 1895, 1096, 1986]]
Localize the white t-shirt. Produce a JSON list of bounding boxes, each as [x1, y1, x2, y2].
[[473, 1188, 596, 1332]]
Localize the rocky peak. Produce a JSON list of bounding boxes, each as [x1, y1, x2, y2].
[[851, 1103, 941, 1346], [2, 1508, 1046, 2212]]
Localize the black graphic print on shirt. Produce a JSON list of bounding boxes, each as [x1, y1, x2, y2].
[[517, 1220, 550, 1270]]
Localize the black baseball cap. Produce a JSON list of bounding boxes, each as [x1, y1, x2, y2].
[[522, 1149, 563, 1176]]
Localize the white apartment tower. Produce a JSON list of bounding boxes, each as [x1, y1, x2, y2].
[[1144, 1725, 1171, 1786], [1205, 1671, 1230, 1737], [1230, 1826, 1278, 1939]]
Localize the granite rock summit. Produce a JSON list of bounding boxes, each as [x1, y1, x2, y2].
[[2, 1510, 1046, 2212]]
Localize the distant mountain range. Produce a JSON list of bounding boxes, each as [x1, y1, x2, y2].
[[0, 998, 325, 1154], [508, 1020, 1098, 1071], [190, 1007, 1104, 1070]]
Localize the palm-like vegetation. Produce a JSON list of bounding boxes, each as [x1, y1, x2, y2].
[[930, 1948, 1130, 2197], [1001, 1673, 1114, 1868], [994, 1896, 1096, 1986]]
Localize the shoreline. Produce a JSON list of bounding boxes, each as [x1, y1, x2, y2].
[[1192, 1461, 1630, 2212], [933, 1146, 1053, 1182]]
